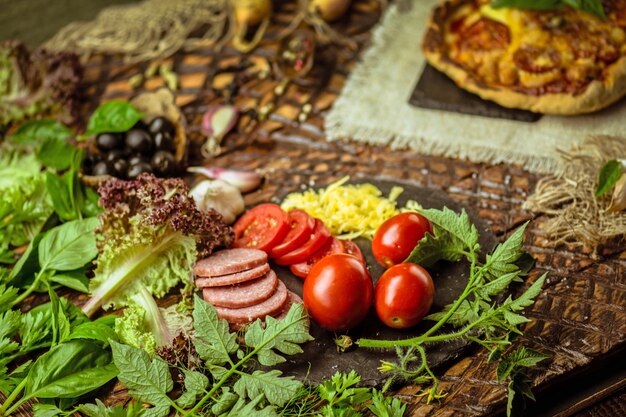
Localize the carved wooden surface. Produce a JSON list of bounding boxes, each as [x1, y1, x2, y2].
[[13, 0, 625, 415]]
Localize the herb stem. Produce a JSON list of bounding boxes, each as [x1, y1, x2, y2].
[[358, 250, 479, 350], [0, 378, 28, 416], [10, 270, 45, 308]]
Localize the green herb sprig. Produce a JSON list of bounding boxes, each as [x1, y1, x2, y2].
[[357, 208, 547, 415], [492, 0, 607, 19]]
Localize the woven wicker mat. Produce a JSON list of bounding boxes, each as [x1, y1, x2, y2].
[[14, 1, 625, 416]]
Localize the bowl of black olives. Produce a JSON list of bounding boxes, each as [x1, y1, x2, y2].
[[82, 115, 187, 185]]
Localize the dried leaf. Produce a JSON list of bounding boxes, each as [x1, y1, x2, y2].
[[607, 174, 626, 212]]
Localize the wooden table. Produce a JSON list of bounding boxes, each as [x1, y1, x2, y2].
[[9, 0, 626, 415]]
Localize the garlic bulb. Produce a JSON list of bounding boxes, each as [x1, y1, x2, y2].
[[190, 179, 244, 224]]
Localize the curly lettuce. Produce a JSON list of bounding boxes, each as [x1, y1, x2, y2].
[[82, 174, 232, 350]]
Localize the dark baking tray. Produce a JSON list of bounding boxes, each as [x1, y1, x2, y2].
[[410, 64, 542, 122]]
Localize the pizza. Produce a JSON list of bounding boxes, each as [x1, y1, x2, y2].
[[422, 0, 626, 115]]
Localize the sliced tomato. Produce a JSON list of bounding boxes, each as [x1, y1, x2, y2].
[[270, 210, 315, 259], [274, 219, 330, 265], [341, 239, 365, 264], [233, 203, 290, 253], [290, 237, 345, 279]]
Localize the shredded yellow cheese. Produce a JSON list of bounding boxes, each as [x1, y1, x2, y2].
[[280, 177, 421, 240]]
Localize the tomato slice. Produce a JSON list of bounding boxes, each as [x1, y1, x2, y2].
[[290, 237, 345, 279], [274, 219, 330, 265], [341, 239, 365, 264], [269, 210, 315, 259], [233, 203, 290, 253]]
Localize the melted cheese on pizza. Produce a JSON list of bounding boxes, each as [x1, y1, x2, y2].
[[444, 0, 626, 94]]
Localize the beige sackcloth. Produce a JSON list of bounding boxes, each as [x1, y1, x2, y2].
[[325, 0, 626, 174]]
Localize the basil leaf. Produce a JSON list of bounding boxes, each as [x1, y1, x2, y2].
[[49, 269, 90, 293], [492, 0, 562, 10], [37, 138, 75, 171], [8, 233, 44, 287], [38, 217, 99, 272], [69, 320, 119, 347], [563, 0, 606, 18], [87, 101, 143, 135], [492, 0, 606, 18], [45, 172, 75, 221], [10, 120, 73, 146], [25, 340, 118, 399], [595, 159, 622, 197]]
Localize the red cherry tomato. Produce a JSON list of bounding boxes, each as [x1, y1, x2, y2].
[[274, 219, 330, 265], [270, 210, 315, 258], [290, 237, 345, 279], [375, 263, 435, 329], [372, 212, 432, 268], [233, 204, 290, 253], [341, 239, 365, 264], [303, 253, 373, 332]]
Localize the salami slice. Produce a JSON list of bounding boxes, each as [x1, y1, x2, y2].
[[272, 291, 304, 321], [195, 263, 270, 287], [194, 248, 268, 277], [215, 280, 288, 324], [202, 270, 279, 308]]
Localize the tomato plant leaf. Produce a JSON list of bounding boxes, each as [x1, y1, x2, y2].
[[404, 224, 465, 267], [419, 207, 479, 254], [595, 159, 622, 197], [192, 295, 239, 366], [222, 395, 278, 417], [176, 370, 209, 408], [86, 101, 144, 135], [244, 303, 313, 367], [234, 369, 301, 407], [110, 341, 173, 415], [484, 223, 527, 279]]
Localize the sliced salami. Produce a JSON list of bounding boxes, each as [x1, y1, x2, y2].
[[194, 248, 268, 277], [202, 270, 279, 308], [273, 291, 303, 321], [195, 263, 270, 287], [215, 280, 288, 324]]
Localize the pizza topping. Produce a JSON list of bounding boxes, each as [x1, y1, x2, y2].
[[513, 46, 561, 73], [436, 0, 626, 95]]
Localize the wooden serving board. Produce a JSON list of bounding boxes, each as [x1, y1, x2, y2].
[[10, 0, 624, 415]]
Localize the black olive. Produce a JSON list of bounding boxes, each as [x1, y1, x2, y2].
[[92, 161, 111, 176], [128, 154, 147, 166], [132, 120, 149, 131], [96, 133, 123, 151], [82, 153, 99, 174], [112, 159, 129, 178], [149, 116, 175, 135], [125, 129, 153, 155], [105, 149, 128, 162], [127, 162, 153, 179], [150, 151, 177, 177], [153, 131, 175, 151]]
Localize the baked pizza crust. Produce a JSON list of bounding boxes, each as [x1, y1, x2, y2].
[[422, 0, 626, 115]]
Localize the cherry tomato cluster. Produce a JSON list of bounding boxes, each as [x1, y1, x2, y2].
[[232, 203, 365, 278], [371, 212, 435, 329], [232, 205, 437, 332]]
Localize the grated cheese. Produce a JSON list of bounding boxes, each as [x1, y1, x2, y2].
[[280, 177, 421, 240]]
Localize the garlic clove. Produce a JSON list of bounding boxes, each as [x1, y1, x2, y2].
[[190, 179, 245, 224], [188, 166, 263, 193]]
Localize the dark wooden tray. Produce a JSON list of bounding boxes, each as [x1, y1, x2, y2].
[[274, 179, 497, 386]]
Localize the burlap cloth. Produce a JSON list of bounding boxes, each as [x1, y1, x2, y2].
[[325, 0, 626, 174]]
